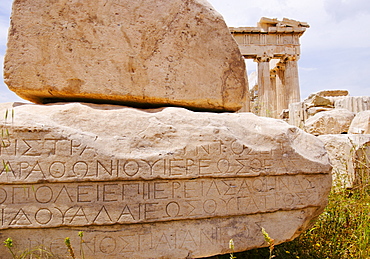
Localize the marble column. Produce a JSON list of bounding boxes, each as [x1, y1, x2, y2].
[[283, 55, 301, 105], [275, 61, 287, 116], [255, 55, 273, 117], [269, 68, 277, 118]]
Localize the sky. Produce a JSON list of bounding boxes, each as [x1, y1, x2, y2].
[[0, 0, 370, 103]]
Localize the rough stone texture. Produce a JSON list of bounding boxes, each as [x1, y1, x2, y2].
[[318, 134, 370, 189], [304, 109, 355, 135], [305, 95, 333, 108], [307, 107, 333, 117], [349, 110, 370, 134], [0, 102, 331, 258], [289, 102, 306, 128], [306, 90, 349, 100], [4, 0, 248, 112], [334, 96, 370, 113]]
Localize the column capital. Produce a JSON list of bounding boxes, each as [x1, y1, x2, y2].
[[276, 61, 286, 70], [254, 54, 272, 63], [281, 54, 299, 62]]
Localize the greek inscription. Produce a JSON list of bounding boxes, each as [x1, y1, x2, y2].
[[77, 185, 93, 202], [0, 161, 16, 177], [35, 186, 53, 203], [165, 201, 181, 218], [0, 188, 7, 204], [2, 223, 255, 255], [0, 136, 319, 183], [155, 233, 172, 249], [35, 208, 53, 225], [49, 161, 65, 178], [0, 174, 325, 229], [99, 236, 116, 254], [25, 161, 45, 179], [117, 205, 136, 221], [217, 159, 230, 174], [103, 184, 118, 202], [97, 160, 115, 177], [123, 160, 139, 176], [93, 206, 113, 224], [21, 139, 42, 156], [73, 161, 88, 177], [9, 208, 32, 225]]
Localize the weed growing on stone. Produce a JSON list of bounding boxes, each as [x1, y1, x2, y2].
[[261, 228, 275, 259], [229, 239, 236, 259], [78, 231, 85, 259], [63, 232, 86, 259], [64, 237, 75, 259], [3, 237, 56, 259]]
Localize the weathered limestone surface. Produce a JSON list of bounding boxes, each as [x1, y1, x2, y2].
[[307, 90, 349, 100], [305, 95, 333, 108], [289, 102, 306, 128], [287, 90, 350, 128], [4, 0, 247, 112], [318, 134, 370, 189], [304, 109, 355, 135], [349, 110, 370, 134], [334, 96, 370, 113], [307, 107, 333, 117], [0, 102, 331, 258]]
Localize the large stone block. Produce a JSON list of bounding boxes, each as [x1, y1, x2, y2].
[[318, 134, 370, 189], [334, 96, 370, 113], [0, 102, 331, 258], [304, 108, 355, 135], [348, 110, 370, 134], [4, 0, 247, 112]]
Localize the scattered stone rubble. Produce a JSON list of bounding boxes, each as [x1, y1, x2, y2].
[[286, 90, 370, 191], [287, 90, 370, 132]]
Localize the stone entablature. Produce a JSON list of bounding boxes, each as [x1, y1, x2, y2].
[[229, 17, 308, 59]]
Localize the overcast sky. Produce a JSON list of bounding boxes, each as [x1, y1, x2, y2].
[[1, 0, 370, 103]]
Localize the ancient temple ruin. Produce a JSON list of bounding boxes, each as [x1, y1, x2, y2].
[[230, 17, 309, 117]]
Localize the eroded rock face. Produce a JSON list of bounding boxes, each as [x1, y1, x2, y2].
[[4, 0, 247, 111], [349, 110, 370, 134], [318, 134, 370, 189], [334, 96, 370, 113], [304, 108, 355, 135], [0, 102, 331, 258]]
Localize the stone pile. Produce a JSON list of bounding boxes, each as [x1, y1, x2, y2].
[[1, 1, 332, 258], [288, 90, 370, 135], [287, 90, 370, 190]]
